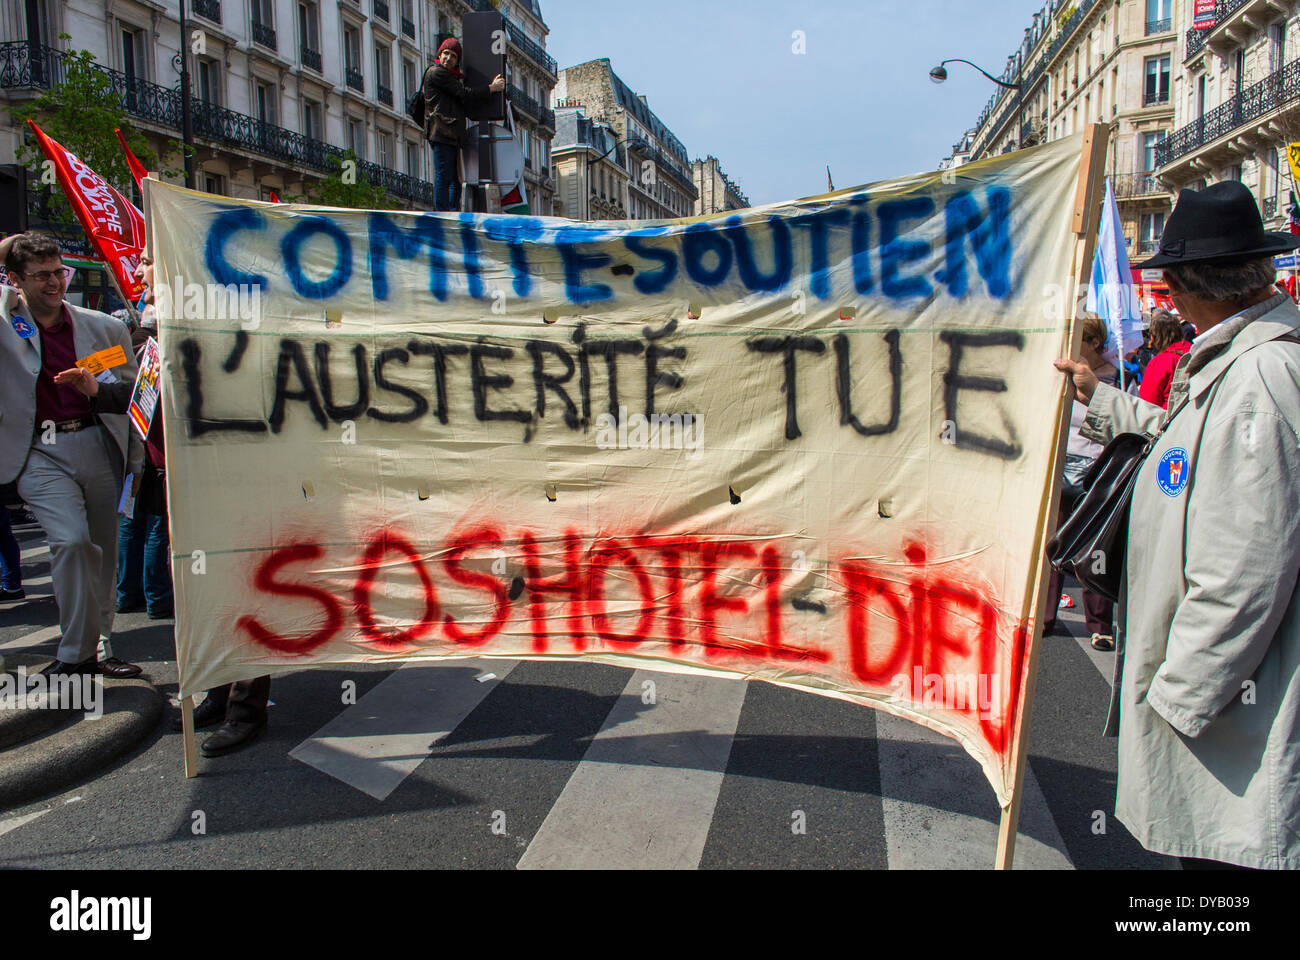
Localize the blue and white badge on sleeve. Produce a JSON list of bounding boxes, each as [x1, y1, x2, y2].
[[11, 315, 34, 339], [1156, 447, 1191, 497]]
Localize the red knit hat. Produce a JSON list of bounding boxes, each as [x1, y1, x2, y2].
[[437, 37, 462, 60]]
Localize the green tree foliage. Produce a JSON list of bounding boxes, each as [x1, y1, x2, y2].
[[9, 38, 180, 223], [297, 151, 401, 209]]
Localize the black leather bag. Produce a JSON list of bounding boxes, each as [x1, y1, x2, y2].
[[1046, 430, 1157, 603], [407, 66, 434, 128]]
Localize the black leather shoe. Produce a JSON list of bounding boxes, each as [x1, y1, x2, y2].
[[96, 657, 143, 678], [172, 695, 226, 731], [1, 587, 25, 602], [200, 718, 266, 757], [39, 658, 97, 678]]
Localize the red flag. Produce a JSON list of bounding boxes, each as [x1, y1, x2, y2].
[[114, 127, 149, 192], [269, 190, 282, 204], [28, 119, 144, 302]]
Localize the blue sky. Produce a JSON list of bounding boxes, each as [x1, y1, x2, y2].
[[540, 0, 1041, 205]]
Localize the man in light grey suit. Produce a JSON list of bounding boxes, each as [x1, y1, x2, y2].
[[0, 232, 142, 677]]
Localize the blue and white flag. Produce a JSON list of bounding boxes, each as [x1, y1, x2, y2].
[[1085, 179, 1143, 388]]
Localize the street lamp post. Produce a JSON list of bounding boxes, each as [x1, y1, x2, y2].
[[930, 56, 1024, 160]]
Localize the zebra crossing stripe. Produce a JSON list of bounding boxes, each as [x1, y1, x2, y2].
[[516, 669, 747, 870], [874, 710, 1073, 869], [289, 658, 518, 801], [0, 624, 61, 653]]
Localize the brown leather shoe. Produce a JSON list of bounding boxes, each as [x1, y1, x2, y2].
[[200, 718, 266, 757], [96, 657, 143, 678]]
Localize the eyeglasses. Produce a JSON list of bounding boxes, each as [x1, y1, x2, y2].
[[22, 268, 71, 284]]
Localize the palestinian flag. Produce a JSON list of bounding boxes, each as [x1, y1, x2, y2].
[[1289, 189, 1300, 235], [501, 178, 529, 215]]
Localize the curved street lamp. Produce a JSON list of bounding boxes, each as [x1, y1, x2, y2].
[[931, 56, 1026, 157]]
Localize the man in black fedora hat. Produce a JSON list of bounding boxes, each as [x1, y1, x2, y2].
[[1055, 180, 1300, 869]]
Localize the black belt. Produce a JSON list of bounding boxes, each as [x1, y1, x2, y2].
[[51, 415, 97, 433]]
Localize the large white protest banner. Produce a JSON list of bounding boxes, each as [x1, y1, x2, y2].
[[148, 133, 1087, 805]]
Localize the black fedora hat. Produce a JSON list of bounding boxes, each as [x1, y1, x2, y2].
[[1136, 180, 1300, 269]]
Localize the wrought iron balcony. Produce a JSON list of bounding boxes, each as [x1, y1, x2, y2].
[[373, 0, 389, 22], [505, 19, 557, 76], [0, 42, 435, 205], [377, 84, 392, 107], [346, 67, 364, 92], [402, 17, 415, 39], [1142, 90, 1170, 107], [252, 20, 276, 51], [1111, 173, 1167, 198], [464, 0, 557, 75], [1145, 18, 1171, 35], [192, 0, 222, 23], [1264, 195, 1278, 219], [1158, 56, 1300, 167], [1186, 28, 1209, 61], [301, 46, 322, 72], [506, 82, 555, 130], [1137, 239, 1160, 255]]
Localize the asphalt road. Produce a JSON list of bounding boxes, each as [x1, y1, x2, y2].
[[0, 522, 1169, 870]]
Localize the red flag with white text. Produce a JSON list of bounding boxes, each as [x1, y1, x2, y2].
[[28, 119, 145, 301]]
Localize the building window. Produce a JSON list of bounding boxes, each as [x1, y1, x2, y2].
[[204, 173, 226, 196], [403, 58, 417, 102], [302, 99, 322, 140], [378, 132, 391, 168], [1271, 22, 1287, 73], [375, 42, 392, 106], [121, 25, 146, 83], [1139, 212, 1165, 252], [348, 117, 365, 158], [196, 58, 220, 105], [1225, 164, 1242, 182], [344, 25, 363, 90], [254, 80, 276, 125], [1144, 55, 1170, 105], [252, 0, 276, 49], [1145, 0, 1171, 34], [299, 2, 321, 66], [406, 141, 419, 178], [1265, 147, 1281, 202], [1142, 131, 1167, 172]]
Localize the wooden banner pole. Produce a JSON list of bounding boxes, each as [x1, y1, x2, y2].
[[139, 173, 201, 778], [995, 124, 1110, 870]]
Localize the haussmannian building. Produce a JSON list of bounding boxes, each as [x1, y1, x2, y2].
[[549, 103, 630, 220], [1155, 1, 1300, 242], [552, 59, 698, 221], [691, 155, 747, 215], [0, 0, 557, 217], [947, 0, 1180, 255]]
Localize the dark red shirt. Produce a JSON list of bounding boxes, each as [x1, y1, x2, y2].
[[34, 306, 91, 424]]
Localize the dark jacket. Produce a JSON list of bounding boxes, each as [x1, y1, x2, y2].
[[423, 64, 492, 148]]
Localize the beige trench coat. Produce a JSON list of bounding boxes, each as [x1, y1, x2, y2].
[[1079, 294, 1300, 868]]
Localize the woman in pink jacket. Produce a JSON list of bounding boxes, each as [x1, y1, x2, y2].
[[1137, 309, 1192, 409]]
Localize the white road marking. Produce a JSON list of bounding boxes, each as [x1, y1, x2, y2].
[[517, 670, 747, 870], [0, 624, 61, 653], [876, 711, 1073, 870], [21, 546, 50, 561], [0, 808, 51, 839], [289, 658, 518, 801]]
